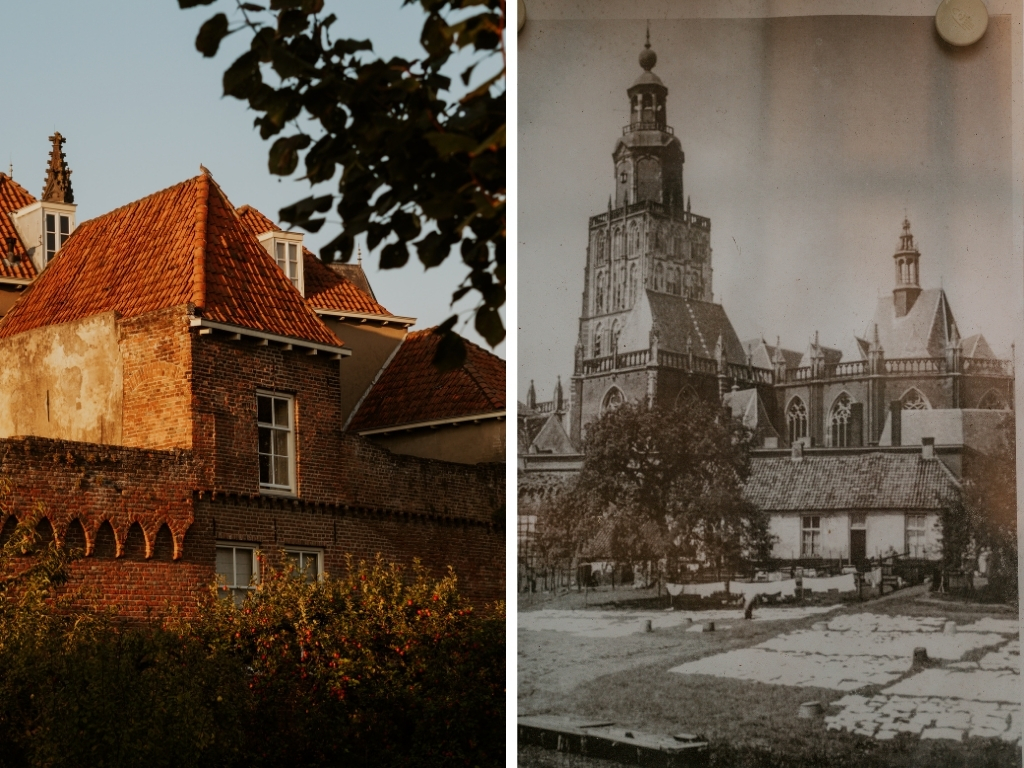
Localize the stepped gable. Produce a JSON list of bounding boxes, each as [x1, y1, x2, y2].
[[863, 288, 958, 360], [0, 174, 38, 280], [235, 204, 389, 316], [0, 172, 341, 346], [743, 452, 959, 511], [349, 328, 505, 431]]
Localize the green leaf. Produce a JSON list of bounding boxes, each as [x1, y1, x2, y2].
[[432, 323, 467, 372], [424, 132, 478, 158], [178, 0, 217, 7], [277, 9, 309, 37], [222, 51, 260, 98], [196, 13, 230, 57], [239, 3, 266, 10], [474, 306, 504, 346], [320, 232, 354, 263], [471, 124, 505, 155], [267, 134, 311, 176], [379, 242, 409, 269]]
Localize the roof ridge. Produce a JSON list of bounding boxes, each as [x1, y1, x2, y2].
[[192, 171, 210, 311]]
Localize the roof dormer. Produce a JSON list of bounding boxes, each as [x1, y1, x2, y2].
[[258, 229, 305, 297], [10, 133, 77, 272]]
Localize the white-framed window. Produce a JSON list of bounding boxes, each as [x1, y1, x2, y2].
[[216, 543, 258, 604], [257, 391, 295, 494], [801, 516, 821, 557], [284, 547, 323, 583], [275, 241, 300, 288], [906, 514, 928, 557], [44, 212, 71, 263]]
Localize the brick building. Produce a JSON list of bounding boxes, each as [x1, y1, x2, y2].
[[0, 136, 505, 613]]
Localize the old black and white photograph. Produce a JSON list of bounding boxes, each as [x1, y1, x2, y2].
[[517, 1, 1023, 765]]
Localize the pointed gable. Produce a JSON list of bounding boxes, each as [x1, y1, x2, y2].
[[348, 329, 505, 431], [0, 174, 38, 280], [741, 338, 801, 370], [618, 290, 746, 364], [723, 387, 780, 444], [530, 414, 576, 454], [0, 172, 341, 347], [960, 334, 994, 359], [235, 204, 390, 316], [865, 288, 959, 360]]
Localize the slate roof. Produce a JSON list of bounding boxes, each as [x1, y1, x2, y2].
[[0, 174, 39, 280], [348, 328, 505, 431], [643, 291, 747, 364], [798, 341, 843, 369], [235, 205, 389, 316], [529, 414, 576, 455], [862, 288, 958, 360], [960, 333, 994, 359], [741, 338, 802, 370], [0, 172, 341, 347], [328, 262, 377, 301], [743, 452, 959, 511]]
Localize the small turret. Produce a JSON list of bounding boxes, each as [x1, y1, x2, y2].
[[893, 217, 922, 317], [526, 379, 537, 410]]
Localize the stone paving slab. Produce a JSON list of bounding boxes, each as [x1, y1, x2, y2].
[[758, 629, 1003, 660], [958, 618, 1020, 635], [826, 694, 1018, 744], [882, 668, 1020, 703], [669, 648, 908, 690], [826, 614, 947, 633]]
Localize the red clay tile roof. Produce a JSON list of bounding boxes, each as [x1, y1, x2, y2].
[[742, 452, 959, 511], [0, 173, 341, 347], [235, 204, 389, 316], [348, 329, 505, 431], [0, 174, 39, 280]]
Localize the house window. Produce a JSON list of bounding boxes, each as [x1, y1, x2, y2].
[[275, 241, 300, 288], [284, 548, 323, 583], [44, 212, 71, 263], [216, 544, 258, 604], [906, 514, 927, 557], [258, 392, 295, 494], [801, 516, 821, 557]]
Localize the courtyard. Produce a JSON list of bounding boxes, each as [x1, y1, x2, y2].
[[518, 585, 1021, 767]]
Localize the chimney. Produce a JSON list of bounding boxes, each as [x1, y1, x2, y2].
[[791, 441, 804, 461], [921, 437, 935, 460]]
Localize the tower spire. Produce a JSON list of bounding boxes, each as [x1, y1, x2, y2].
[[893, 216, 922, 317], [41, 132, 74, 204]]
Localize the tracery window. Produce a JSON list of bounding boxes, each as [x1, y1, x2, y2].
[[628, 264, 637, 306], [595, 231, 607, 265], [603, 387, 625, 412], [900, 389, 929, 410], [655, 263, 664, 292], [595, 270, 605, 314], [829, 393, 853, 447], [666, 267, 678, 296], [628, 223, 640, 257], [787, 398, 808, 445], [593, 324, 603, 357], [612, 227, 624, 259]]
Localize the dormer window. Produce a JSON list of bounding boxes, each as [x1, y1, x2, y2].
[[45, 212, 71, 263], [257, 230, 305, 297]]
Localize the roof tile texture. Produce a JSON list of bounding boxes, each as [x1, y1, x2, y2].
[[0, 174, 341, 347], [0, 174, 39, 280], [743, 452, 959, 511], [348, 329, 505, 431]]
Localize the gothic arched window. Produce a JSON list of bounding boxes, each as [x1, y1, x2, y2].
[[655, 263, 665, 292], [978, 389, 1009, 410], [628, 264, 637, 306], [610, 320, 619, 352], [628, 223, 640, 257], [666, 268, 678, 296], [612, 270, 621, 309], [673, 233, 683, 258], [595, 231, 607, 266], [603, 387, 625, 412], [595, 270, 605, 314], [900, 389, 930, 410], [829, 393, 854, 447], [787, 398, 808, 445], [612, 227, 624, 260], [593, 323, 603, 357]]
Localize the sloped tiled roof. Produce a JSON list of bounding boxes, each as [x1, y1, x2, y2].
[[0, 174, 38, 280], [0, 172, 341, 346], [798, 341, 843, 369], [643, 291, 747, 364], [529, 414, 576, 454], [743, 452, 959, 511], [960, 334, 994, 359], [328, 261, 376, 300], [742, 338, 802, 370], [348, 328, 505, 431], [723, 387, 780, 442], [862, 289, 958, 360], [235, 204, 389, 316]]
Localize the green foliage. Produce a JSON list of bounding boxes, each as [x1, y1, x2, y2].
[[0, 543, 504, 768], [563, 397, 775, 577], [179, 0, 507, 367]]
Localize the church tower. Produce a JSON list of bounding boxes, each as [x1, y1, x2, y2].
[[892, 217, 922, 317]]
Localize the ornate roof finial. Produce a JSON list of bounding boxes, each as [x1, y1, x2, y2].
[[41, 132, 73, 204], [639, 24, 657, 71]]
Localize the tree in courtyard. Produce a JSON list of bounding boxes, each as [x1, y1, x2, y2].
[[179, 0, 505, 369], [566, 396, 774, 581], [939, 422, 1017, 600]]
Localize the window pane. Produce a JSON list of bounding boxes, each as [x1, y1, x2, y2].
[[272, 428, 289, 458], [274, 398, 289, 427], [305, 553, 319, 581], [59, 215, 69, 235], [257, 395, 272, 424], [275, 241, 285, 267], [46, 232, 55, 252], [259, 453, 271, 484], [236, 549, 254, 585], [216, 547, 234, 584], [46, 214, 55, 232], [258, 426, 272, 454], [274, 456, 290, 486]]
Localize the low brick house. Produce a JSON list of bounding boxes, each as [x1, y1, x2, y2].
[[0, 146, 504, 613]]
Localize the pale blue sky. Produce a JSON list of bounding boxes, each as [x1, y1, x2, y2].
[[0, 1, 503, 355]]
